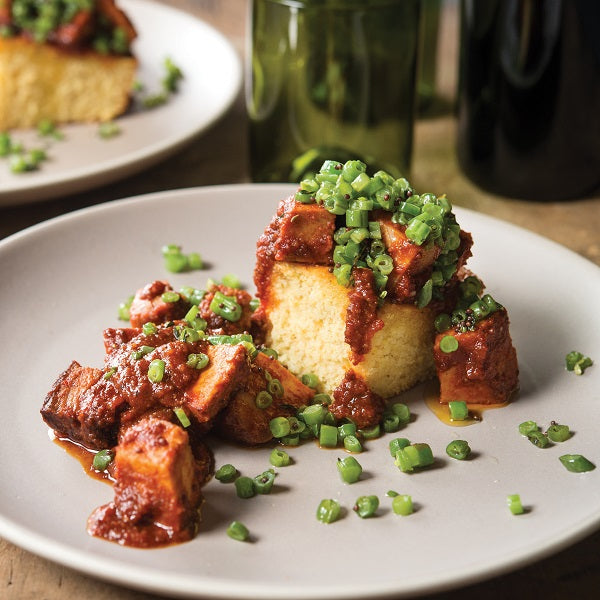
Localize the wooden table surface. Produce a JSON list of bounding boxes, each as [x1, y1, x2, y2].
[[1, 1, 599, 599]]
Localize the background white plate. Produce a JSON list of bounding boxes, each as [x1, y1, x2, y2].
[[0, 0, 241, 206], [1, 184, 599, 599]]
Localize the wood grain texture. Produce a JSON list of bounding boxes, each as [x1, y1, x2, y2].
[[1, 1, 599, 599]]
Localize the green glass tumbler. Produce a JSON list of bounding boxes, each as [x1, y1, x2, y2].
[[247, 0, 421, 182]]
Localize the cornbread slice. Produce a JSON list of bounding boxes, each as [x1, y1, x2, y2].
[[264, 261, 436, 398], [0, 36, 137, 129]]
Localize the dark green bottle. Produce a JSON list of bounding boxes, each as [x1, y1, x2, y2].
[[457, 0, 600, 201], [247, 0, 421, 182]]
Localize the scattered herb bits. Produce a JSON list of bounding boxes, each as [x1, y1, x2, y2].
[[226, 521, 249, 542], [269, 448, 291, 467], [394, 443, 434, 473], [546, 422, 571, 442], [507, 494, 525, 515], [92, 449, 113, 472], [161, 244, 204, 273], [527, 430, 551, 448], [354, 495, 379, 518], [392, 494, 414, 516], [518, 420, 538, 436], [448, 401, 468, 421], [234, 476, 256, 499], [337, 456, 362, 483], [446, 439, 471, 460], [253, 469, 276, 494], [565, 351, 593, 375], [215, 464, 238, 483], [559, 454, 595, 473], [316, 499, 341, 524]]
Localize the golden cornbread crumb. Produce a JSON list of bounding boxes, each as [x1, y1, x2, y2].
[[264, 262, 436, 397], [0, 37, 137, 129]]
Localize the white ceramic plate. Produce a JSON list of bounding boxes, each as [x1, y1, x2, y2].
[[1, 184, 599, 599], [0, 0, 241, 206]]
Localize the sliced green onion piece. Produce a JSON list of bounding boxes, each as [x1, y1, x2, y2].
[[269, 416, 290, 438], [117, 294, 134, 321], [527, 430, 551, 448], [209, 291, 242, 322], [440, 335, 459, 353], [343, 435, 362, 453], [389, 437, 410, 457], [507, 494, 524, 515], [337, 422, 357, 440], [299, 404, 327, 426], [448, 401, 468, 421], [164, 252, 188, 273], [390, 402, 411, 424], [253, 469, 276, 494], [103, 367, 117, 381], [173, 407, 191, 428], [546, 422, 571, 442], [382, 412, 400, 433], [215, 464, 238, 483], [234, 476, 256, 499], [221, 273, 242, 288], [147, 359, 165, 383], [434, 313, 452, 333], [301, 373, 320, 389], [392, 494, 413, 516], [353, 495, 379, 518], [270, 448, 291, 467], [267, 378, 284, 398], [186, 352, 209, 370], [92, 449, 113, 471], [226, 520, 249, 541], [255, 390, 273, 409], [559, 454, 595, 473], [142, 322, 158, 335], [358, 424, 380, 440], [161, 291, 180, 303], [319, 424, 338, 448], [316, 499, 341, 524], [446, 439, 471, 460], [518, 420, 538, 436], [337, 456, 362, 483]]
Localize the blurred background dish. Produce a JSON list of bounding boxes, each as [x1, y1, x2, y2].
[[0, 0, 241, 206]]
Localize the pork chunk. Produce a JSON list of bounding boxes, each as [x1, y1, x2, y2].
[[87, 417, 202, 547], [215, 351, 314, 444], [433, 309, 519, 405], [128, 280, 188, 328]]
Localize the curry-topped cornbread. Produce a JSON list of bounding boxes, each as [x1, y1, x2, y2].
[[254, 160, 518, 424], [0, 0, 137, 129]]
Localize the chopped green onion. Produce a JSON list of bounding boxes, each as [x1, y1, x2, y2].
[[565, 351, 593, 375], [267, 378, 284, 398], [316, 499, 341, 524], [353, 495, 379, 518], [234, 476, 256, 499], [395, 443, 434, 472], [337, 422, 357, 440], [389, 437, 410, 457], [269, 448, 291, 467], [559, 454, 595, 473], [173, 407, 191, 428], [221, 273, 242, 289], [226, 521, 249, 541], [301, 373, 320, 389], [343, 435, 362, 453], [253, 469, 276, 494], [161, 291, 180, 303], [147, 359, 165, 383], [448, 401, 468, 421], [337, 456, 362, 483], [186, 352, 209, 370], [92, 449, 113, 471], [255, 390, 273, 409], [440, 335, 459, 353], [319, 424, 338, 448], [527, 430, 551, 448], [546, 422, 571, 442], [518, 421, 538, 436], [446, 439, 471, 460], [98, 121, 121, 139], [390, 402, 411, 424], [215, 464, 238, 483], [142, 322, 158, 336], [392, 494, 413, 516], [210, 291, 242, 322], [434, 313, 452, 333], [507, 494, 524, 515], [269, 416, 290, 438], [131, 345, 155, 360], [358, 424, 380, 440], [299, 404, 327, 426], [117, 295, 134, 321]]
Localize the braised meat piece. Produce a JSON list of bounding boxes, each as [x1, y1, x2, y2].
[[433, 309, 519, 405], [41, 361, 104, 445], [87, 417, 203, 547], [216, 351, 314, 444], [128, 281, 188, 328], [103, 327, 138, 355]]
